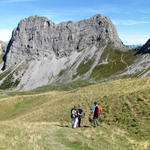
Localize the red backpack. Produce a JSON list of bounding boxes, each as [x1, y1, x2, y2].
[[96, 105, 102, 115]]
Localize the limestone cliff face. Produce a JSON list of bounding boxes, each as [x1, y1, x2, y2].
[[4, 14, 125, 67], [1, 14, 129, 90]]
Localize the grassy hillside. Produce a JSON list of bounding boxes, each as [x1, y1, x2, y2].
[[0, 77, 150, 149], [90, 44, 139, 80]]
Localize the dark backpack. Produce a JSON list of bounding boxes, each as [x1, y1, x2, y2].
[[71, 109, 78, 118]]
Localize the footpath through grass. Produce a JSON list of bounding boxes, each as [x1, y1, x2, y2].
[[0, 121, 147, 150]]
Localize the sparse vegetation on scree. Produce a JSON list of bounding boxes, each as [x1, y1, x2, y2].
[[0, 77, 149, 150]]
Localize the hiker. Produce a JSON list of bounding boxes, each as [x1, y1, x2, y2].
[[78, 104, 83, 127], [71, 105, 79, 128], [93, 102, 101, 127]]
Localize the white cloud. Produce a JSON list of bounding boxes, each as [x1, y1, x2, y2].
[[113, 19, 150, 26], [0, 29, 12, 42]]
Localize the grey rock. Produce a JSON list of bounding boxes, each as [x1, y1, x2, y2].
[[4, 14, 126, 68], [1, 14, 129, 90]]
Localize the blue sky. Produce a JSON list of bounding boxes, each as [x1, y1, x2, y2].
[[0, 0, 150, 45]]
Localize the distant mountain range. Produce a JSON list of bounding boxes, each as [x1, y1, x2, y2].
[[0, 14, 150, 91], [128, 44, 143, 48]]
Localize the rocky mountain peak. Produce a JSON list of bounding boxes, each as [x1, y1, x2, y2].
[[17, 15, 56, 30], [0, 14, 131, 91], [3, 14, 126, 69], [90, 14, 109, 22]]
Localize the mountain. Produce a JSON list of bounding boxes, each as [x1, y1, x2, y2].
[[128, 44, 143, 49], [3, 14, 126, 68], [136, 39, 150, 54], [0, 14, 150, 91]]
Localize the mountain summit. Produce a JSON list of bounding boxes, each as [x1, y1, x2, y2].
[[3, 14, 126, 68], [1, 14, 131, 90]]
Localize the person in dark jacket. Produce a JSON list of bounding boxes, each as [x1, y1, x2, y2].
[[93, 102, 99, 127], [78, 104, 83, 127], [71, 105, 78, 128]]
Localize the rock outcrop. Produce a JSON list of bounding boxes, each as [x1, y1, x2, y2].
[[136, 39, 150, 54], [3, 14, 125, 68], [1, 14, 130, 90]]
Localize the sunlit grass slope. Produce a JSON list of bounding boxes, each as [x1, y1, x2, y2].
[[0, 77, 150, 150]]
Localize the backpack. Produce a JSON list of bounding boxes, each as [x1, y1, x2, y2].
[[96, 105, 102, 115], [71, 109, 78, 118]]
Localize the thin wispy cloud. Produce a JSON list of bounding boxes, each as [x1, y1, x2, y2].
[[34, 6, 124, 23], [0, 0, 35, 3], [35, 3, 125, 17], [113, 19, 150, 26]]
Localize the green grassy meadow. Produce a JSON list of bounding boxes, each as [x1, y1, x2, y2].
[[0, 77, 150, 149]]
